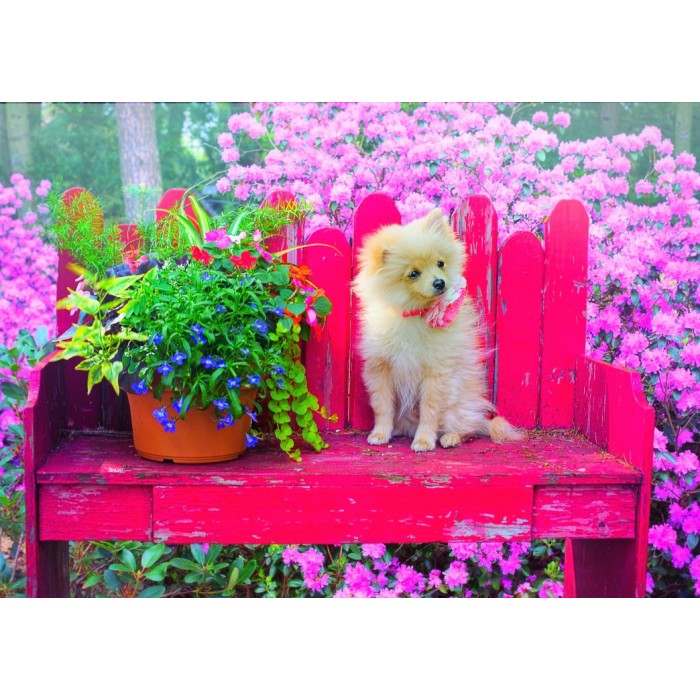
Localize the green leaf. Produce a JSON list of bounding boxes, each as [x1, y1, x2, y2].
[[103, 569, 122, 592], [82, 572, 103, 589], [141, 543, 166, 569], [312, 296, 332, 316], [190, 544, 206, 565], [0, 382, 26, 403], [119, 547, 137, 572], [171, 557, 200, 572], [137, 585, 166, 598]]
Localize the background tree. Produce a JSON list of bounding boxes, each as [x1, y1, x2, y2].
[[114, 102, 163, 223], [4, 102, 32, 173], [0, 104, 10, 182]]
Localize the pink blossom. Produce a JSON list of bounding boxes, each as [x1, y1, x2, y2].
[[538, 580, 564, 598], [444, 561, 468, 589], [552, 111, 571, 128], [648, 523, 677, 552]]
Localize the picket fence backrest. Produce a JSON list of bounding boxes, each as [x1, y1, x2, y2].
[[56, 187, 589, 435]]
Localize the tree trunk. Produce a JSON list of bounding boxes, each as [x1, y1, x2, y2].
[[5, 102, 32, 173], [114, 102, 162, 222], [0, 104, 10, 182], [674, 102, 693, 154], [599, 102, 620, 136]]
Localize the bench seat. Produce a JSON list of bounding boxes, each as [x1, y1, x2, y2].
[[37, 430, 641, 545]]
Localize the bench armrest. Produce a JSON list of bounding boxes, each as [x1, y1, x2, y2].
[[22, 352, 66, 474], [574, 354, 654, 477]]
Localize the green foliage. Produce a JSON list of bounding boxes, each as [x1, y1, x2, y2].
[[53, 190, 333, 460]]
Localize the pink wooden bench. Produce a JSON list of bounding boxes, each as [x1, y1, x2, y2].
[[23, 188, 654, 597]]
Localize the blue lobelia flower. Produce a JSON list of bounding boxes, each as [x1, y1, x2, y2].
[[216, 304, 226, 313], [270, 306, 285, 317], [271, 365, 286, 376], [245, 408, 258, 423], [213, 398, 230, 411], [163, 420, 177, 433], [151, 333, 164, 345], [247, 375, 261, 386], [152, 407, 169, 424], [173, 398, 189, 414], [190, 324, 207, 345], [217, 414, 236, 430], [171, 351, 187, 366], [245, 433, 259, 448], [227, 377, 243, 389], [157, 362, 174, 376], [132, 379, 149, 395], [252, 319, 268, 336]]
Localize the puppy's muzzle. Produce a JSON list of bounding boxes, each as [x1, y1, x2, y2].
[[432, 278, 446, 294]]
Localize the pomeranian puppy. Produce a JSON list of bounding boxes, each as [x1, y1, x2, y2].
[[353, 208, 521, 452]]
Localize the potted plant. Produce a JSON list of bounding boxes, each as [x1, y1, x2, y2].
[[49, 188, 334, 463]]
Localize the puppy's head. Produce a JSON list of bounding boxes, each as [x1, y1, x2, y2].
[[355, 209, 466, 312]]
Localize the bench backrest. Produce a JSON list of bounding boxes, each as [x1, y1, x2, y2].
[[56, 187, 589, 434]]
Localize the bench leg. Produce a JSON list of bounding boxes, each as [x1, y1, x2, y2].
[[563, 538, 645, 598], [26, 539, 70, 598]]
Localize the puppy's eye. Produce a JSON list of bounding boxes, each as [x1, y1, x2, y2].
[[437, 260, 445, 268], [408, 270, 421, 280]]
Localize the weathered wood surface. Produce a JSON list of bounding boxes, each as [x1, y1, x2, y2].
[[301, 227, 352, 430], [24, 189, 653, 597], [494, 231, 544, 428], [451, 196, 498, 400], [35, 429, 638, 544], [539, 200, 589, 428], [567, 355, 655, 597], [349, 193, 402, 430]]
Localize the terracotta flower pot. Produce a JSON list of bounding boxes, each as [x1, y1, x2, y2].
[[127, 388, 256, 464]]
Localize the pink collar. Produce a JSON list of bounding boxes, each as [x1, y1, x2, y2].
[[402, 277, 467, 328]]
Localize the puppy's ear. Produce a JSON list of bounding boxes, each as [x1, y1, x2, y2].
[[424, 208, 455, 238], [358, 232, 389, 273]]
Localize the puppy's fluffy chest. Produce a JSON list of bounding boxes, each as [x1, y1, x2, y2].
[[362, 302, 466, 372]]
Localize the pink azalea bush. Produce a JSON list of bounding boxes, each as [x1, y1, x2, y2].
[[218, 102, 700, 597], [0, 174, 57, 435]]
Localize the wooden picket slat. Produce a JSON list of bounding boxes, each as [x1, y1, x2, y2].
[[451, 195, 498, 401], [262, 189, 304, 263], [349, 193, 402, 430], [494, 231, 544, 429], [155, 187, 194, 223], [301, 227, 352, 430], [539, 200, 589, 429]]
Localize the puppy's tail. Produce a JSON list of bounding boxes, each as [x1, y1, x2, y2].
[[483, 415, 523, 444]]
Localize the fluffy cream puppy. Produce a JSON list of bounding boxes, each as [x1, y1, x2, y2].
[[353, 208, 521, 452]]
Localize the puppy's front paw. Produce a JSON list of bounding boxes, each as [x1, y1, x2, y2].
[[439, 432, 461, 448], [368, 430, 391, 445], [411, 435, 436, 452]]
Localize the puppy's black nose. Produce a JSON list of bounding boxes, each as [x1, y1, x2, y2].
[[433, 278, 446, 292]]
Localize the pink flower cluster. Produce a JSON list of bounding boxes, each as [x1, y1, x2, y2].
[[0, 174, 56, 348], [219, 103, 700, 596], [1, 174, 57, 434]]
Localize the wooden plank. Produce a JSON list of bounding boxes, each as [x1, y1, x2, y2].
[[23, 356, 67, 598], [301, 227, 352, 429], [540, 200, 589, 428], [574, 355, 608, 449], [533, 485, 636, 539], [118, 223, 141, 256], [262, 189, 304, 263], [451, 195, 498, 400], [565, 356, 654, 597], [349, 193, 402, 430], [39, 485, 152, 541], [153, 483, 532, 544], [37, 432, 642, 488], [495, 231, 544, 428]]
